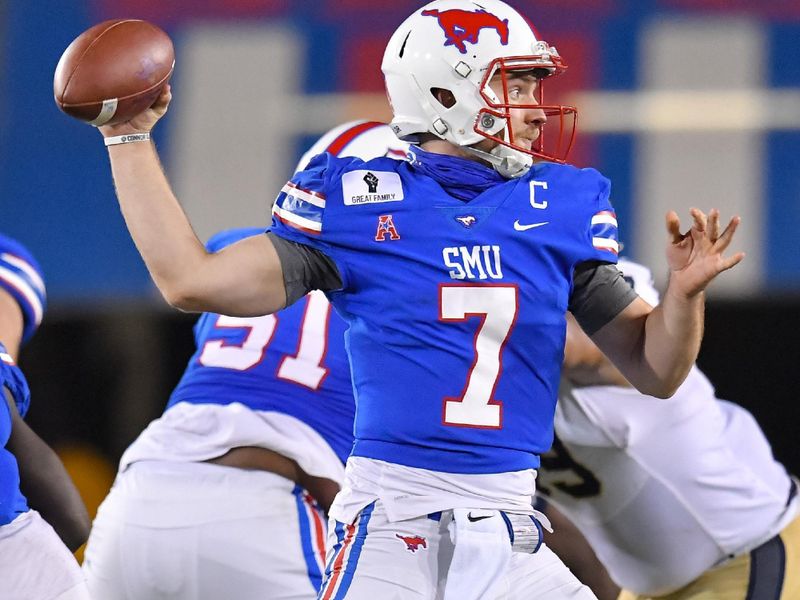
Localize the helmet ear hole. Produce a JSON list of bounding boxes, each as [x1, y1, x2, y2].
[[430, 87, 456, 108]]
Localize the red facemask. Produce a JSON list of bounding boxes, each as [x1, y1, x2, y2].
[[476, 56, 577, 164]]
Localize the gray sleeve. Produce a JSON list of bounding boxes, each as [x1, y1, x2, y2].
[[568, 261, 639, 336], [265, 232, 343, 306]]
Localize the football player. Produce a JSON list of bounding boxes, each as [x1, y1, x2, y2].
[[82, 122, 407, 600], [537, 258, 800, 599], [0, 233, 91, 599], [86, 0, 744, 596]]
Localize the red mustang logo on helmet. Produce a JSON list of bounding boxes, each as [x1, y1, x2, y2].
[[422, 8, 509, 54], [395, 534, 427, 553]]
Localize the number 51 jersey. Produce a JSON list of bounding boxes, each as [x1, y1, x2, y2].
[[166, 227, 356, 465], [271, 150, 621, 475]]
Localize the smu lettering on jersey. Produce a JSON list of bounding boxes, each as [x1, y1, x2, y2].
[[167, 228, 356, 464], [0, 344, 30, 525], [270, 152, 620, 474]]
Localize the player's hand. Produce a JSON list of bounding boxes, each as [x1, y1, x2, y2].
[[664, 208, 745, 298], [98, 84, 172, 138]]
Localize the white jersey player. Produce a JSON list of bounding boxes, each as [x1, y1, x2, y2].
[[538, 258, 800, 598]]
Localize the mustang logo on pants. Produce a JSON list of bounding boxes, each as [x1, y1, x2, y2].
[[395, 534, 427, 553]]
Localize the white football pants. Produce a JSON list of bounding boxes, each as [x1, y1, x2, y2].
[[83, 460, 327, 600], [318, 500, 596, 600], [0, 509, 90, 600]]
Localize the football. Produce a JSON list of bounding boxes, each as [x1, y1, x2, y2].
[[53, 19, 174, 126]]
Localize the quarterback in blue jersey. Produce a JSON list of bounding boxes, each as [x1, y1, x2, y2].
[[0, 233, 91, 599], [82, 123, 406, 600], [88, 0, 744, 597]]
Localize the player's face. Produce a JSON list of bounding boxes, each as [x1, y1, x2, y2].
[[474, 71, 547, 154]]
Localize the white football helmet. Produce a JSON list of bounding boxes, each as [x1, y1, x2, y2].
[[382, 0, 576, 177], [295, 121, 409, 172]]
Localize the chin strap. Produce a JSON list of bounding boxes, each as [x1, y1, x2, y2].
[[462, 127, 533, 179]]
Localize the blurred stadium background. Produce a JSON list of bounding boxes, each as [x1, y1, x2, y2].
[[1, 0, 799, 556]]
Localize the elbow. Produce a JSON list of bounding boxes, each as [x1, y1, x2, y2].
[[161, 282, 205, 313], [633, 377, 681, 399], [650, 385, 679, 400], [64, 526, 90, 553], [656, 368, 693, 399], [60, 514, 91, 552], [626, 357, 691, 399], [625, 364, 684, 398]]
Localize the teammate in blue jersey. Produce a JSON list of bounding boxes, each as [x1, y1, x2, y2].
[[82, 122, 406, 600], [0, 233, 91, 599], [85, 0, 744, 597]]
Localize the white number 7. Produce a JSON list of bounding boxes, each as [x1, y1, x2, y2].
[[440, 284, 518, 428]]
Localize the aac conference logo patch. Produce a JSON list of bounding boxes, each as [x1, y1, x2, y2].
[[343, 170, 404, 206]]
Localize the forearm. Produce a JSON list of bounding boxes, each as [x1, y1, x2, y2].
[[589, 208, 740, 397], [106, 141, 208, 306], [105, 142, 287, 315], [563, 314, 631, 388], [592, 289, 703, 398], [6, 393, 89, 551], [634, 205, 740, 394], [640, 286, 704, 395], [619, 288, 703, 398], [94, 87, 288, 315], [539, 501, 620, 600], [17, 446, 90, 551]]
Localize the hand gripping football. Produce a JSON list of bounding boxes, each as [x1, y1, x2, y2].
[[54, 19, 174, 126]]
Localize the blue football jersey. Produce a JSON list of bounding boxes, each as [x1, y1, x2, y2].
[[270, 152, 621, 474], [167, 228, 356, 464], [0, 345, 30, 526]]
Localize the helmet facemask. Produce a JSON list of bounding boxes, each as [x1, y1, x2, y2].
[[471, 52, 577, 171]]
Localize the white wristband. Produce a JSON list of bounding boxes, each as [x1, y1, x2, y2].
[[104, 132, 151, 147]]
